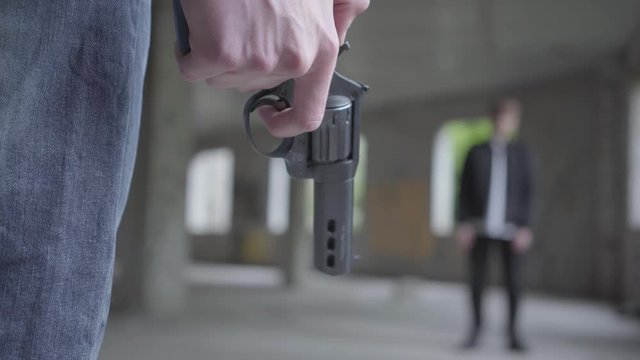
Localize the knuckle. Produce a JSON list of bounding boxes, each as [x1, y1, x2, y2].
[[283, 48, 312, 77], [249, 55, 276, 73], [214, 49, 241, 70], [318, 36, 339, 59]]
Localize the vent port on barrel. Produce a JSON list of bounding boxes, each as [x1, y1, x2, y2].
[[328, 219, 336, 233], [326, 255, 335, 268], [328, 237, 336, 250]]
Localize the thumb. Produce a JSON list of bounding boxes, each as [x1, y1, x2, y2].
[[261, 49, 338, 138], [333, 0, 370, 43]]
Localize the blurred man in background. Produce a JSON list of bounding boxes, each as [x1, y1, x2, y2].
[[456, 98, 534, 352]]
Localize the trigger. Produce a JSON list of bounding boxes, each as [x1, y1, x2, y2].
[[243, 96, 294, 159]]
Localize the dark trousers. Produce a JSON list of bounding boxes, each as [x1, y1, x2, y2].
[[468, 236, 523, 338]]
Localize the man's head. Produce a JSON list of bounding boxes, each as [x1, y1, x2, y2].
[[490, 98, 521, 139]]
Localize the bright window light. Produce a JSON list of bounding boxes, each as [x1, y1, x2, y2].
[[429, 118, 493, 237], [628, 83, 640, 230], [430, 126, 456, 237], [267, 158, 290, 235], [185, 148, 235, 235]]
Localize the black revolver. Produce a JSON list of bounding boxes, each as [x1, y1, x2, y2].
[[173, 0, 368, 275]]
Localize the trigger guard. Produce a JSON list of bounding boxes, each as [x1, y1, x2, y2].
[[243, 94, 294, 159]]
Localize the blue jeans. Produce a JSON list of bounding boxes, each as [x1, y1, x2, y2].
[[0, 1, 151, 359]]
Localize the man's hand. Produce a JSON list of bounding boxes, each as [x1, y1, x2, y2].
[[455, 223, 476, 252], [512, 227, 533, 254], [176, 0, 369, 138]]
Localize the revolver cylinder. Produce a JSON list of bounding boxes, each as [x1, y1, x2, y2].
[[311, 95, 353, 163]]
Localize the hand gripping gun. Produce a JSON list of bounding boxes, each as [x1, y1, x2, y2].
[[173, 0, 368, 275]]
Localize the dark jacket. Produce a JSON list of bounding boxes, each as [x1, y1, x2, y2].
[[457, 141, 533, 227]]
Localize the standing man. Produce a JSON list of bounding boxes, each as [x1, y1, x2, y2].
[[456, 98, 534, 352]]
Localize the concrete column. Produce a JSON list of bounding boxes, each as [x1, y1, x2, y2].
[[115, 0, 192, 316], [281, 179, 313, 287], [592, 62, 627, 301], [621, 17, 640, 314], [621, 78, 640, 312]]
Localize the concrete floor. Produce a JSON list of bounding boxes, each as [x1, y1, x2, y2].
[[100, 266, 640, 360]]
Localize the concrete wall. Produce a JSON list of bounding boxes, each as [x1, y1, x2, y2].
[[356, 69, 626, 299]]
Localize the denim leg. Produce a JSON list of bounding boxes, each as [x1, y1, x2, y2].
[[0, 1, 150, 359]]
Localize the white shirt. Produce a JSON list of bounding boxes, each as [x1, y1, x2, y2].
[[484, 138, 516, 240]]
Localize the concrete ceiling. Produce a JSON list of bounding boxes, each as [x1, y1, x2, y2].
[[194, 0, 640, 131]]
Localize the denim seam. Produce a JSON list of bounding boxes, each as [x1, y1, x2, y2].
[[91, 2, 145, 358]]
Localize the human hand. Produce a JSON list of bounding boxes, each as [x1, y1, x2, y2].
[[512, 227, 533, 254], [175, 0, 369, 138], [455, 223, 476, 252]]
